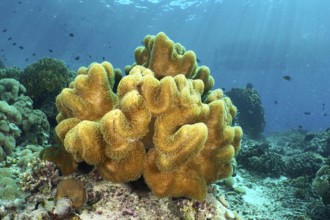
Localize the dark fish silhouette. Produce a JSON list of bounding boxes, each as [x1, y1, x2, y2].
[[324, 113, 328, 116], [196, 58, 201, 64], [298, 125, 303, 129], [102, 57, 105, 61], [304, 112, 311, 115], [274, 100, 278, 104], [19, 46, 24, 50], [2, 29, 7, 32], [12, 43, 16, 46], [69, 33, 74, 37], [283, 75, 292, 81], [48, 49, 53, 53], [7, 37, 12, 41], [75, 56, 80, 61], [32, 53, 36, 56]]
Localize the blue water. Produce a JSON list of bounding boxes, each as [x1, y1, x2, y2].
[[1, 0, 329, 133]]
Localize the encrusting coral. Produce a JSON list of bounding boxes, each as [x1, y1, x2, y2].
[[48, 32, 242, 201]]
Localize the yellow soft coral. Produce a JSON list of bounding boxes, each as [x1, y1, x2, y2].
[[53, 32, 242, 200]]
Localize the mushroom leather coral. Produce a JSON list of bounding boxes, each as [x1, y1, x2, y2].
[[55, 32, 242, 201]]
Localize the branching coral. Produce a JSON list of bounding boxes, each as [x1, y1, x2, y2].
[[47, 32, 242, 200], [19, 158, 60, 193]]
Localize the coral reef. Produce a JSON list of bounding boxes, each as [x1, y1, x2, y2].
[[226, 85, 265, 139], [0, 67, 21, 80], [48, 32, 242, 200], [237, 141, 286, 177], [19, 158, 60, 194], [238, 136, 323, 178], [0, 176, 20, 200], [0, 78, 50, 161], [285, 152, 323, 178], [312, 165, 330, 205], [19, 57, 74, 126], [0, 59, 5, 69], [78, 180, 239, 220]]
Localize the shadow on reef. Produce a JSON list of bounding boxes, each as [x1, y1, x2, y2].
[[226, 84, 265, 139]]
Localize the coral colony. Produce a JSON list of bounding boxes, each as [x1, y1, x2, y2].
[[46, 32, 242, 200], [1, 32, 243, 219]]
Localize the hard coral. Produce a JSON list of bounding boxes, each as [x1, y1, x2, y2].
[[312, 165, 330, 205], [19, 58, 74, 126], [20, 58, 73, 108], [53, 32, 242, 200], [0, 78, 50, 161], [226, 85, 265, 139]]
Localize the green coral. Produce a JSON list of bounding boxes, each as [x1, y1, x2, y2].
[[0, 176, 20, 200], [19, 58, 74, 126], [226, 86, 265, 139], [0, 59, 5, 68], [0, 78, 50, 161], [0, 67, 22, 80], [20, 57, 74, 108], [312, 165, 330, 205]]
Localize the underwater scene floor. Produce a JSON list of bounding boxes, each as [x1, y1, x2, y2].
[[1, 129, 330, 219]]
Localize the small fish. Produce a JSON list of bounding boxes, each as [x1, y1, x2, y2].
[[12, 42, 16, 46], [75, 56, 80, 61], [222, 87, 226, 91], [25, 58, 29, 61], [88, 55, 92, 58], [274, 100, 278, 104], [69, 33, 74, 37], [48, 49, 53, 53], [32, 53, 36, 56], [0, 49, 3, 52], [19, 46, 24, 50], [283, 75, 292, 81], [324, 113, 328, 116], [18, 1, 22, 4], [102, 57, 105, 61], [2, 29, 7, 32], [7, 37, 12, 41], [140, 41, 144, 45], [196, 58, 201, 64], [298, 125, 303, 129], [304, 112, 311, 115], [322, 103, 325, 110]]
